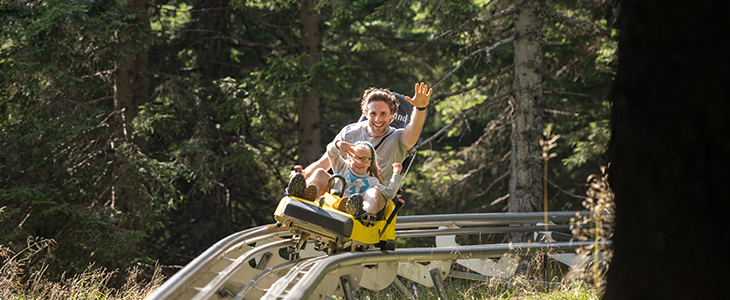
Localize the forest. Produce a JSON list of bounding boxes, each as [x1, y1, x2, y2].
[[1, 0, 618, 289]]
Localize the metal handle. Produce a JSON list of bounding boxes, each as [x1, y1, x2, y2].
[[326, 174, 346, 197]]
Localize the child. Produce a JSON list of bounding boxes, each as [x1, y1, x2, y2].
[[328, 140, 403, 218]]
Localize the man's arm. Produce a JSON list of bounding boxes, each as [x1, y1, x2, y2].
[[402, 82, 433, 151], [303, 153, 331, 178]]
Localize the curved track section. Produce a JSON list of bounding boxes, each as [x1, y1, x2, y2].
[[147, 224, 289, 300], [280, 241, 601, 300], [146, 211, 608, 300]]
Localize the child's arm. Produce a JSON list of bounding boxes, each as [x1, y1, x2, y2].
[[393, 163, 402, 175], [379, 163, 404, 200], [327, 141, 346, 174]]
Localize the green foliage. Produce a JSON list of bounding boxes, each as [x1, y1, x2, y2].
[[1, 0, 617, 286], [406, 0, 617, 215]]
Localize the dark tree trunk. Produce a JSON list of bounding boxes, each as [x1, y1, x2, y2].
[[297, 0, 322, 164], [113, 0, 150, 217], [193, 0, 232, 79], [605, 1, 730, 299], [509, 0, 544, 242]]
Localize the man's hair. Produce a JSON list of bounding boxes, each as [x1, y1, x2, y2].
[[360, 87, 399, 116]]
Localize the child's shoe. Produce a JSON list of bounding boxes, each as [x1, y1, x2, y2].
[[286, 172, 307, 198], [345, 194, 366, 216], [302, 185, 318, 201]]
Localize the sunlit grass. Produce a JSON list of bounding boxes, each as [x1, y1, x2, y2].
[[0, 165, 612, 300], [351, 278, 600, 300], [0, 251, 162, 300]]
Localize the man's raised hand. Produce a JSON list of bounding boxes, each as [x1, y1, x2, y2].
[[405, 82, 433, 109]]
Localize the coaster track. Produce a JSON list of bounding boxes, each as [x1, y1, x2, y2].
[[146, 211, 609, 300]]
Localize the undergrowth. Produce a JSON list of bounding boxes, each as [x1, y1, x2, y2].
[[0, 165, 613, 299], [0, 207, 163, 300]]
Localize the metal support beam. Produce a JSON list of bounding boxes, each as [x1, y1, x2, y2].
[[339, 275, 353, 300], [396, 225, 572, 238], [255, 252, 272, 270], [146, 224, 288, 300], [391, 278, 415, 300], [283, 241, 609, 300], [429, 268, 448, 300]]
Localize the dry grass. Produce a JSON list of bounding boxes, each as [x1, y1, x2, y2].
[[0, 209, 163, 300], [566, 165, 614, 292], [0, 261, 163, 300], [0, 165, 613, 300]]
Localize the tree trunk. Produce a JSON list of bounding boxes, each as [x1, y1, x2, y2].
[[509, 0, 543, 242], [297, 0, 322, 164], [605, 1, 730, 299], [112, 0, 150, 216], [193, 0, 231, 79]]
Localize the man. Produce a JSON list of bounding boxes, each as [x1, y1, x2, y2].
[[289, 82, 433, 217]]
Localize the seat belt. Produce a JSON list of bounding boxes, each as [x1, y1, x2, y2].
[[373, 129, 395, 151]]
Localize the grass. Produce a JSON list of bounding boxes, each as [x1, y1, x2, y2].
[[352, 260, 604, 300], [0, 165, 612, 299], [0, 262, 163, 300], [0, 215, 163, 300]]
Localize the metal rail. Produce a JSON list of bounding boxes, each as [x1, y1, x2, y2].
[[146, 224, 288, 300], [283, 241, 609, 300], [394, 211, 602, 228], [191, 238, 294, 300], [396, 224, 572, 238], [146, 211, 608, 300]]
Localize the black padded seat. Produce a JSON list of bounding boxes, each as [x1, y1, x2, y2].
[[280, 198, 354, 238]]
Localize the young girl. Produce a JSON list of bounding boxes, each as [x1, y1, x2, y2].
[[328, 140, 402, 218]]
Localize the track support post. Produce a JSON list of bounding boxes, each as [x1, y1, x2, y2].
[[391, 277, 416, 300], [429, 268, 448, 300], [339, 275, 354, 300]]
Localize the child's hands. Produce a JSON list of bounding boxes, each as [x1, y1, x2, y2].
[[338, 141, 357, 158], [393, 163, 403, 175]]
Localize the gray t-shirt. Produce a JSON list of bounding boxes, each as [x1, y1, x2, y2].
[[334, 121, 407, 179]]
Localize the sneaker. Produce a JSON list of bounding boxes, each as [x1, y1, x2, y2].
[[344, 194, 366, 216], [302, 185, 318, 201], [334, 197, 348, 212], [286, 172, 307, 198]]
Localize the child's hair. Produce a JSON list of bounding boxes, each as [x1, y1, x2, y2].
[[353, 141, 387, 185]]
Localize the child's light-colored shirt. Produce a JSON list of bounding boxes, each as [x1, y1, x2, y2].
[[327, 141, 403, 199]]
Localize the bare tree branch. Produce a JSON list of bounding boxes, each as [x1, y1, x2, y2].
[[416, 7, 518, 52], [434, 35, 515, 89], [474, 171, 510, 200], [430, 64, 514, 107], [536, 6, 604, 34], [416, 91, 511, 150], [549, 179, 587, 200]]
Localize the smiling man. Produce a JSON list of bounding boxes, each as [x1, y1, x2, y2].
[[291, 82, 432, 216]]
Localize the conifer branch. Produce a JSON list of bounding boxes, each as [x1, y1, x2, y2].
[[416, 7, 518, 52], [416, 91, 511, 150], [433, 35, 515, 89], [430, 64, 514, 107], [536, 6, 604, 34]]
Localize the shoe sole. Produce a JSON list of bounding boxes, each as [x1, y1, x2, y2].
[[345, 194, 365, 216], [287, 173, 307, 198], [302, 185, 318, 201]]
